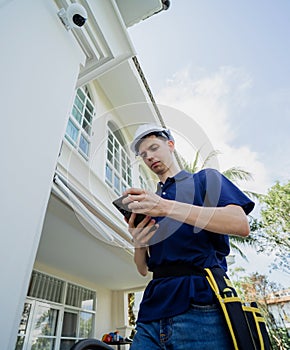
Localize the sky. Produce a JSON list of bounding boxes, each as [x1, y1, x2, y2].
[[128, 1, 290, 287]]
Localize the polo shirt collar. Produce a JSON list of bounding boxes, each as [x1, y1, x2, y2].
[[157, 170, 191, 188]]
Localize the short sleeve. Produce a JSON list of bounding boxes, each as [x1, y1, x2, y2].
[[201, 168, 255, 215]]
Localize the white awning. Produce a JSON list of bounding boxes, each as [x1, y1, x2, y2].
[[53, 173, 133, 251]]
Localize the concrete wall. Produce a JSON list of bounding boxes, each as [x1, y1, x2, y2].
[[0, 0, 85, 347]]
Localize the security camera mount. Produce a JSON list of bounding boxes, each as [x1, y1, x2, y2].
[[57, 5, 87, 30], [58, 8, 72, 30]]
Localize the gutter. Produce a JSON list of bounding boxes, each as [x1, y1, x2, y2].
[[132, 56, 183, 169]]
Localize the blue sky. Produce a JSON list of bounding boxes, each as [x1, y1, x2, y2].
[[129, 0, 290, 194], [129, 1, 290, 286]]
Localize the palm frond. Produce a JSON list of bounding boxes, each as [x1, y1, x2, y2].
[[191, 149, 200, 173], [200, 150, 221, 169], [230, 241, 249, 261], [243, 190, 263, 200], [230, 234, 257, 246], [222, 167, 253, 182]]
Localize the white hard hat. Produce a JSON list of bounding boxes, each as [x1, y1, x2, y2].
[[130, 123, 174, 155]]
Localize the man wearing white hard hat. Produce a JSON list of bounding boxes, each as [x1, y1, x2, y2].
[[122, 123, 254, 349]]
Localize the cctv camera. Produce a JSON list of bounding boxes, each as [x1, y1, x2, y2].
[[58, 3, 87, 30], [66, 3, 87, 27]]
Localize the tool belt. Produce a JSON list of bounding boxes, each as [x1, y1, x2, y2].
[[152, 263, 272, 350]]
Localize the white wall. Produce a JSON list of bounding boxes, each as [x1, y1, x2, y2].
[[0, 0, 85, 348]]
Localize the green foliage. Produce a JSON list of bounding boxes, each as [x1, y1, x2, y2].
[[261, 181, 290, 247], [223, 166, 253, 182], [128, 292, 136, 326], [229, 270, 290, 349], [128, 293, 136, 339], [251, 180, 290, 274], [180, 149, 221, 174]]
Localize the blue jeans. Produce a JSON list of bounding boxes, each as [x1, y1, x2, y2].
[[130, 304, 234, 350]]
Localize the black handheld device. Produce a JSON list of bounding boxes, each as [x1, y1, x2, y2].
[[112, 195, 148, 227]]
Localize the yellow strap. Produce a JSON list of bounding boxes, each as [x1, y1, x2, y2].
[[223, 296, 242, 303], [243, 306, 266, 323], [205, 268, 239, 350], [243, 306, 266, 349], [204, 268, 219, 293], [253, 311, 265, 350], [243, 306, 260, 313]]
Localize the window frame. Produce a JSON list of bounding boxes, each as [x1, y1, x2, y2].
[[105, 126, 132, 195], [15, 271, 96, 350], [65, 86, 95, 160]]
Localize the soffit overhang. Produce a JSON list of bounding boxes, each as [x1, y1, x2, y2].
[[115, 0, 164, 28]]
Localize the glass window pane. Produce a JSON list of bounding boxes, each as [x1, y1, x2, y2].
[[86, 99, 94, 114], [72, 106, 82, 123], [15, 337, 25, 350], [108, 140, 113, 152], [79, 312, 93, 338], [121, 183, 127, 194], [66, 119, 79, 143], [77, 88, 85, 102], [114, 159, 120, 172], [114, 175, 120, 192], [31, 338, 55, 350], [82, 119, 91, 135], [74, 96, 84, 113], [106, 164, 112, 183], [107, 150, 113, 163], [69, 87, 95, 160], [114, 140, 119, 150], [106, 126, 134, 193], [33, 307, 59, 337], [79, 135, 89, 156], [122, 157, 126, 170], [84, 109, 93, 124], [81, 291, 94, 311], [60, 340, 76, 350], [114, 149, 120, 160], [18, 303, 32, 335], [61, 312, 77, 337]]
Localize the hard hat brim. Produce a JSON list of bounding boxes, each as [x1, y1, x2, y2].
[[130, 126, 169, 154]]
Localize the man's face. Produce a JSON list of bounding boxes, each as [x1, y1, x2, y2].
[[138, 135, 174, 176]]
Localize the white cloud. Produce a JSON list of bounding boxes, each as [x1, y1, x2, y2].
[[156, 66, 271, 194]]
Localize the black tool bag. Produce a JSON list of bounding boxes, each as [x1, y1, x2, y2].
[[204, 267, 272, 350], [152, 263, 272, 349]]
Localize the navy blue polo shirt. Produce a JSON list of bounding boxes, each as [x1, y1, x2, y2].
[[137, 168, 255, 323]]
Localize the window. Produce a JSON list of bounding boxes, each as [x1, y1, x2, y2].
[[65, 86, 95, 159], [105, 125, 132, 195], [139, 166, 155, 192], [139, 166, 150, 191], [15, 271, 96, 350]]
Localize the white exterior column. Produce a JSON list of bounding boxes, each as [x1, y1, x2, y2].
[[0, 1, 85, 348], [111, 291, 130, 335]]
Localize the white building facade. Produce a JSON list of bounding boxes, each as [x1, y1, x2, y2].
[[0, 1, 170, 349]]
